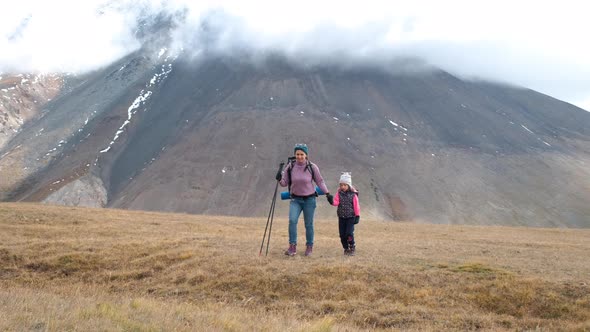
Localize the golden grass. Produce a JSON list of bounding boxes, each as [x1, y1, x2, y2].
[[1, 202, 589, 331]]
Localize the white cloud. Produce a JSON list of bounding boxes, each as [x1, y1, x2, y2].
[[575, 97, 590, 112], [1, 0, 140, 73], [1, 0, 589, 109]]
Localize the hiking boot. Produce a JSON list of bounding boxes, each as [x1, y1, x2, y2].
[[304, 245, 313, 256], [284, 244, 297, 256], [343, 248, 350, 255]]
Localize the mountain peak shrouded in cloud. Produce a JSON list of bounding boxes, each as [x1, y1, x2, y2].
[[1, 0, 589, 110]]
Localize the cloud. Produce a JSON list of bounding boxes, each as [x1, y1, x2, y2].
[[0, 0, 141, 73], [1, 0, 589, 110]]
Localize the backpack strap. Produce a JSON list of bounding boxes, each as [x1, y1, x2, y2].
[[306, 161, 316, 183], [287, 160, 294, 193], [307, 161, 318, 196]]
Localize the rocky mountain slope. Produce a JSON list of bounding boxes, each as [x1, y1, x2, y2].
[[0, 73, 63, 149], [1, 47, 589, 227]]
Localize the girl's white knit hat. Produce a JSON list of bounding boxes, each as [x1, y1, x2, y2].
[[339, 172, 352, 186]]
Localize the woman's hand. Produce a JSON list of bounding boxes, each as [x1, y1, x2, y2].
[[326, 193, 334, 205], [275, 162, 285, 181]]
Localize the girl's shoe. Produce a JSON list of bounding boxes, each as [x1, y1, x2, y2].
[[284, 244, 297, 256], [348, 245, 356, 256]]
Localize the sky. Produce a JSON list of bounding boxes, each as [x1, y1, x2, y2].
[[1, 0, 589, 110]]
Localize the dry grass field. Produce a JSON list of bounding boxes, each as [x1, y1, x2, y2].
[[1, 202, 589, 331]]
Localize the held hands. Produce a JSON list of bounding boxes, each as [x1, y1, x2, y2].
[[326, 193, 334, 205]]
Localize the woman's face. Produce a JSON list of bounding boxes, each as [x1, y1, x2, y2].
[[295, 150, 307, 162], [339, 183, 350, 191]]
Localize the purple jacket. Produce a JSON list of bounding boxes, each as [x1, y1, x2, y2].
[[279, 160, 329, 196]]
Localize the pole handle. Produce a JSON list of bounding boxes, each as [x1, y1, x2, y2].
[[277, 162, 285, 174]]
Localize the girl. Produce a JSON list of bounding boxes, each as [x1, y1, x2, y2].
[[327, 172, 360, 255]]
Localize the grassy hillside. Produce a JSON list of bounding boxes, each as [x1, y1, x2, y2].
[[1, 202, 589, 331]]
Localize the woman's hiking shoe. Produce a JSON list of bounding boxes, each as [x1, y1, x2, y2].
[[304, 245, 313, 256], [284, 244, 297, 256]]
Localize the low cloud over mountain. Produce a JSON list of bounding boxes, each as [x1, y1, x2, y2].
[[1, 1, 589, 109]]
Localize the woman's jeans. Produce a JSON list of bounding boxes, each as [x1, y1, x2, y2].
[[288, 196, 316, 245]]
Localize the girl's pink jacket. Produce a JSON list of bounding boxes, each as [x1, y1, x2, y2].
[[331, 188, 360, 216]]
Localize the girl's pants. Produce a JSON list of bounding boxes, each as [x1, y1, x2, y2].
[[339, 216, 356, 249]]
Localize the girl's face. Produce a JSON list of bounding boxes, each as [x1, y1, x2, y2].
[[339, 183, 350, 191], [295, 150, 307, 162]]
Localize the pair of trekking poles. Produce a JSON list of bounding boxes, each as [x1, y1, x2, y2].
[[259, 162, 285, 256]]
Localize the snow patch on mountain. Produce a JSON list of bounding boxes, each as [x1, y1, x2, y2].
[[99, 52, 177, 155]]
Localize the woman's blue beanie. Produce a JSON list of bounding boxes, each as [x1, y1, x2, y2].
[[294, 144, 308, 155]]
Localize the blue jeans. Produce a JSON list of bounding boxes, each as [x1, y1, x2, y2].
[[288, 197, 316, 245]]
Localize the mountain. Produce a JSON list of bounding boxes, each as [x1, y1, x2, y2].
[[0, 73, 63, 148], [1, 45, 590, 227]]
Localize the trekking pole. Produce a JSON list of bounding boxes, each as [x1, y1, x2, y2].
[[259, 180, 278, 256], [259, 162, 284, 256], [265, 183, 278, 256]]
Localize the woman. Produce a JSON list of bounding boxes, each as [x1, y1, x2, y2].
[[277, 143, 331, 257]]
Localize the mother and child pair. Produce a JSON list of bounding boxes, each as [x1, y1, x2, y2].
[[276, 143, 360, 257]]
